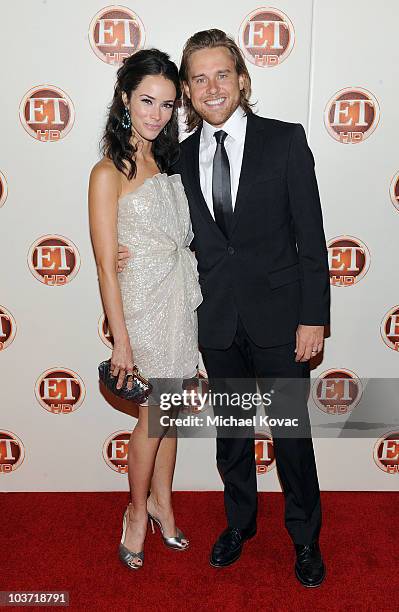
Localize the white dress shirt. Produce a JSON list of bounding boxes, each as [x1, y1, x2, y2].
[[199, 106, 247, 219]]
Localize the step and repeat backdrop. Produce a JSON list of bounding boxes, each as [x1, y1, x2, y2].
[[1, 1, 398, 492]]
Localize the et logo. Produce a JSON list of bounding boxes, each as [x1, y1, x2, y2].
[[103, 431, 131, 473], [28, 235, 80, 286], [324, 87, 380, 144], [0, 170, 8, 207], [255, 432, 275, 474], [19, 85, 75, 142], [374, 432, 399, 474], [380, 306, 399, 352], [0, 305, 17, 351], [238, 7, 294, 67], [312, 369, 362, 415], [89, 5, 145, 65], [0, 431, 25, 474], [35, 368, 85, 414], [328, 235, 370, 287]]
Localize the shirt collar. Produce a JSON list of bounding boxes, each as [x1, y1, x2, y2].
[[201, 106, 247, 146]]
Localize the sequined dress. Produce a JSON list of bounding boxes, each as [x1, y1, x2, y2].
[[117, 172, 202, 381]]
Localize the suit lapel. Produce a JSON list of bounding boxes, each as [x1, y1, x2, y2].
[[230, 113, 267, 236]]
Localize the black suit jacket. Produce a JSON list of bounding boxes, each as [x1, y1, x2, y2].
[[170, 112, 330, 350]]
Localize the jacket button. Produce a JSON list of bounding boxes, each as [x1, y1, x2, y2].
[[227, 246, 235, 255]]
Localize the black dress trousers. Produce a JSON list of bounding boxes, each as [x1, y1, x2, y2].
[[200, 315, 322, 545]]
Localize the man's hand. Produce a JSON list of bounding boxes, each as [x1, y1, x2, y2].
[[295, 324, 324, 362], [117, 243, 131, 272]]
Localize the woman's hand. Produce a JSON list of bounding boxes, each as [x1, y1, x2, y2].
[[111, 339, 135, 390]]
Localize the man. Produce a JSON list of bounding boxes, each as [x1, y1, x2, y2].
[[118, 29, 330, 586]]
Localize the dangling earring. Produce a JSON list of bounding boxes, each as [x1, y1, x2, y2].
[[163, 125, 168, 136], [121, 106, 131, 130]]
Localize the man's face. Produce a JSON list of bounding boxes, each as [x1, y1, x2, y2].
[[183, 46, 245, 128]]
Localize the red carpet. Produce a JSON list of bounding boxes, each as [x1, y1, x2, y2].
[[2, 492, 396, 611]]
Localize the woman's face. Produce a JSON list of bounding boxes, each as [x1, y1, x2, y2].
[[122, 74, 176, 142]]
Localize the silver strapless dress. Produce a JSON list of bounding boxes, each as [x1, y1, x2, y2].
[[117, 172, 202, 380]]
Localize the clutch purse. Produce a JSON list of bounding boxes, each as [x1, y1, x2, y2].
[[98, 358, 152, 403]]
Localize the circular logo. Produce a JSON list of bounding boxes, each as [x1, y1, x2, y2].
[[89, 5, 145, 65], [0, 170, 8, 208], [0, 431, 25, 474], [255, 432, 275, 474], [103, 430, 131, 473], [312, 369, 362, 415], [98, 313, 114, 348], [0, 305, 17, 351], [19, 85, 75, 142], [238, 7, 294, 67], [380, 306, 399, 352], [35, 368, 86, 414], [374, 432, 399, 474], [327, 235, 370, 287], [28, 235, 80, 286], [324, 87, 380, 143], [389, 171, 399, 213]]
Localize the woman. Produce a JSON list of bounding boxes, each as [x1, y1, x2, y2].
[[88, 49, 202, 570]]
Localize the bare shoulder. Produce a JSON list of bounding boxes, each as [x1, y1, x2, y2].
[[89, 158, 123, 213], [90, 157, 119, 190]]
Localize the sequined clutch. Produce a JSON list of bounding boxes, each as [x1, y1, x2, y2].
[[98, 358, 152, 403]]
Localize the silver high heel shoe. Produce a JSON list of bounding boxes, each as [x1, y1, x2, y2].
[[148, 511, 190, 550], [118, 503, 145, 570]]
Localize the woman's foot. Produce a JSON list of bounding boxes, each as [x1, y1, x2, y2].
[[146, 495, 188, 546], [123, 503, 148, 565]]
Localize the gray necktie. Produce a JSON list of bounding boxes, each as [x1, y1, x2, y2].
[[212, 130, 233, 238]]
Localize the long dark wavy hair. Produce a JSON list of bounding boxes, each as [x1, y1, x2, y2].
[[101, 49, 181, 180]]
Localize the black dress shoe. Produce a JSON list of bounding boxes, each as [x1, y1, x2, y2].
[[294, 541, 326, 587], [210, 526, 256, 568]]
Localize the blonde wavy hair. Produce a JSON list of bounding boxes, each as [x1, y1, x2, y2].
[[179, 29, 254, 132]]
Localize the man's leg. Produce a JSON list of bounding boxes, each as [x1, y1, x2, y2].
[[246, 337, 321, 545], [201, 318, 258, 533], [242, 330, 324, 585]]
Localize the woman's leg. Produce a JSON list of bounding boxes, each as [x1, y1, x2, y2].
[[124, 405, 162, 560], [148, 415, 187, 542], [148, 434, 178, 535]]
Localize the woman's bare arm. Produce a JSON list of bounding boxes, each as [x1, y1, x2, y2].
[[88, 160, 133, 387]]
